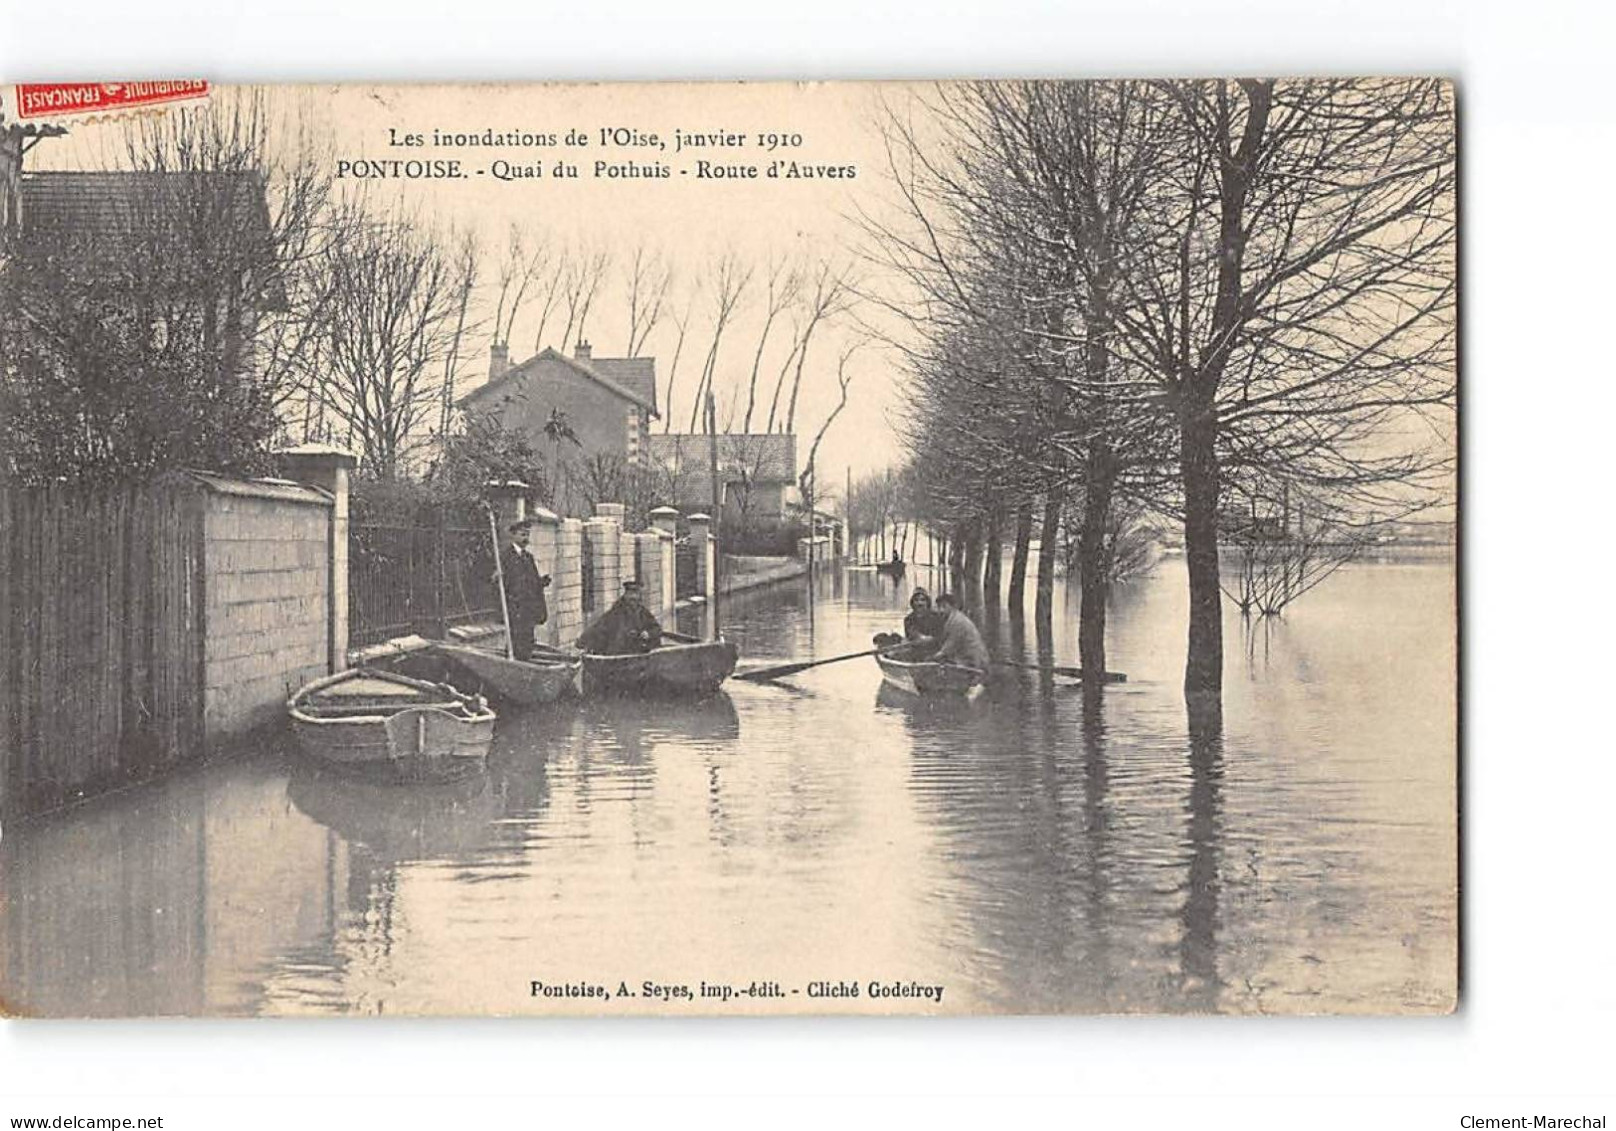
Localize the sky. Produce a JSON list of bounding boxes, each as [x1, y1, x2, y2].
[[29, 82, 921, 489]]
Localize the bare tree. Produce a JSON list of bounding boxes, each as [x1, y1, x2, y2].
[[1105, 79, 1456, 711], [304, 210, 473, 478], [558, 242, 612, 353], [740, 254, 802, 432], [687, 251, 753, 433], [623, 243, 672, 357], [659, 272, 700, 433], [437, 229, 481, 442], [768, 257, 854, 435]]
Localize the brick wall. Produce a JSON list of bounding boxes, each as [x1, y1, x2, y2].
[[197, 477, 332, 736]]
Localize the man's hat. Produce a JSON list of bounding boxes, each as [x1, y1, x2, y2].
[[622, 578, 643, 591]]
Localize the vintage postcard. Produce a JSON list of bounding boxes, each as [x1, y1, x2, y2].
[[0, 80, 1457, 1017]]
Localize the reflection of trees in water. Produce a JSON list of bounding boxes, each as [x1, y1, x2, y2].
[[891, 624, 1234, 1012], [1180, 704, 1225, 1011]]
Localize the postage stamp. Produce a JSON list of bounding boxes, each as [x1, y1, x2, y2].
[[2, 81, 210, 126]]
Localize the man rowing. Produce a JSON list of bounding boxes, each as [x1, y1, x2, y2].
[[578, 578, 663, 656], [930, 593, 990, 671]]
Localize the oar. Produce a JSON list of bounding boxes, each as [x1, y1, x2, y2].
[[735, 646, 897, 683], [486, 506, 516, 661], [993, 659, 1127, 683]]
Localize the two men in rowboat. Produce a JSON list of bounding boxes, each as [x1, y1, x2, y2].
[[499, 518, 551, 662], [875, 588, 989, 671], [578, 579, 664, 656]]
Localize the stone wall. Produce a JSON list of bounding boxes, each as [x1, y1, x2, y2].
[[196, 475, 333, 736]]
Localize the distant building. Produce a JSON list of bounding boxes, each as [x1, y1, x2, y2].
[[648, 432, 798, 523], [460, 340, 658, 468]]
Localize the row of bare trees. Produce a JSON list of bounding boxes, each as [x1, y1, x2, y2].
[[862, 80, 1456, 716]]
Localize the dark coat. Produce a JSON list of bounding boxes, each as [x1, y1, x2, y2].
[[904, 607, 944, 642], [500, 543, 550, 624], [577, 597, 662, 656]]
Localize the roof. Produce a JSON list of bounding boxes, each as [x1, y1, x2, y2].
[[460, 346, 658, 416], [648, 433, 798, 486], [588, 357, 657, 416], [18, 171, 287, 308]]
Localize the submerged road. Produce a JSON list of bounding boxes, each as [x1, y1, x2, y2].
[[0, 559, 1456, 1016]]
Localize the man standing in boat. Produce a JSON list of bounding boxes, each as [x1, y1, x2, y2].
[[499, 518, 551, 662], [577, 578, 663, 656], [931, 593, 991, 672]]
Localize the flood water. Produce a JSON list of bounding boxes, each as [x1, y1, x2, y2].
[[0, 556, 1456, 1016]]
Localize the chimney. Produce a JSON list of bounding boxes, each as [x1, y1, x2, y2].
[[575, 339, 592, 361], [489, 341, 509, 383]]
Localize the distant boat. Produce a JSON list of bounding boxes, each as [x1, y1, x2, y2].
[[577, 635, 739, 698], [288, 668, 496, 782], [432, 641, 580, 706], [874, 558, 907, 577], [874, 642, 985, 697]]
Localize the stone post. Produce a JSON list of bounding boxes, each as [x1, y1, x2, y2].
[[689, 513, 713, 604], [485, 479, 529, 533], [636, 533, 665, 618], [526, 505, 562, 645], [278, 443, 356, 671], [552, 518, 585, 644], [584, 515, 622, 613], [649, 506, 679, 619]]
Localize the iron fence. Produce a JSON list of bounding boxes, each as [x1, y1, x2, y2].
[[349, 517, 498, 648]]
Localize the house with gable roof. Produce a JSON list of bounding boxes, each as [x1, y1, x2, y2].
[[459, 340, 658, 482]]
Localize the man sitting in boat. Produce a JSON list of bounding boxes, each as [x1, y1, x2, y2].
[[577, 579, 664, 656], [931, 593, 990, 671], [874, 587, 943, 650], [499, 518, 551, 662]]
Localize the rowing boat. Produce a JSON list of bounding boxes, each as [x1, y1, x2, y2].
[[288, 668, 496, 782], [874, 559, 906, 576], [874, 642, 985, 697], [431, 641, 580, 706], [579, 637, 739, 697]]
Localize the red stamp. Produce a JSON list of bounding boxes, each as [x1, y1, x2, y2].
[[6, 81, 210, 123]]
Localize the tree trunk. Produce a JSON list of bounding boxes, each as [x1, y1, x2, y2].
[[1035, 493, 1061, 624], [962, 521, 984, 590], [1180, 407, 1223, 705], [982, 512, 1003, 601], [1007, 502, 1033, 607], [1077, 448, 1114, 679]]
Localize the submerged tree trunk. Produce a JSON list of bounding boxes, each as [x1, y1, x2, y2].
[[982, 512, 1003, 602], [961, 520, 984, 591], [1035, 493, 1062, 625], [1180, 407, 1223, 707], [1007, 502, 1033, 607], [1077, 448, 1115, 679]]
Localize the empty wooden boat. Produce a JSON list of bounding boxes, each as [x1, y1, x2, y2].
[[579, 637, 738, 698], [432, 641, 580, 706], [874, 642, 985, 697], [288, 668, 496, 782]]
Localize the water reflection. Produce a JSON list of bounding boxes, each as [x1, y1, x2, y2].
[[0, 557, 1456, 1016]]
